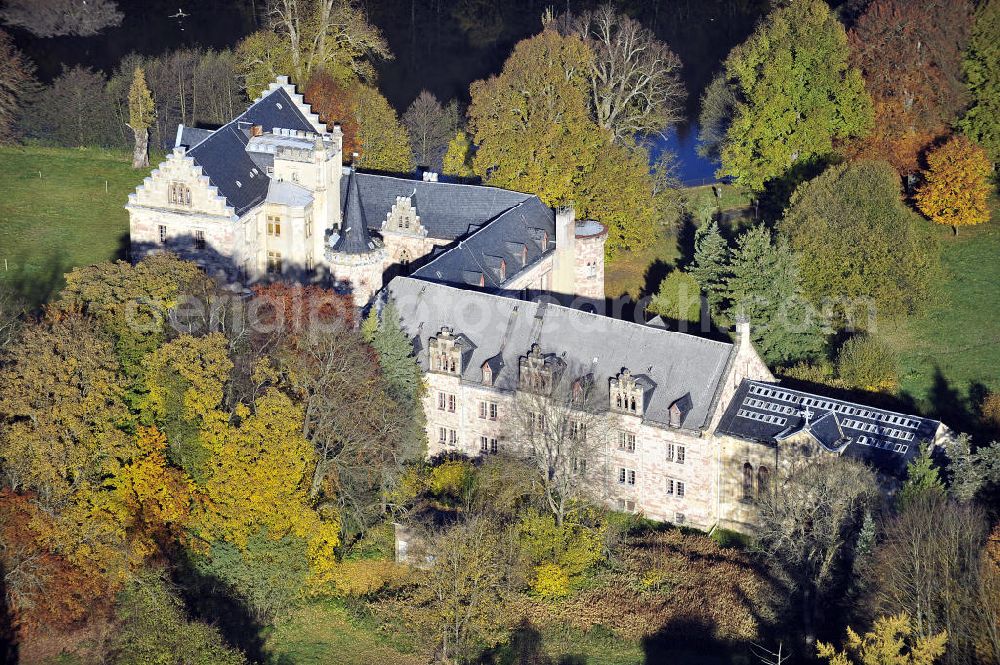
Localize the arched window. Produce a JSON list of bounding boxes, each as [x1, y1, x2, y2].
[[168, 181, 191, 206], [742, 463, 754, 502], [757, 466, 770, 500]]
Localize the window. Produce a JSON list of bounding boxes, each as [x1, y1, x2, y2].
[[742, 462, 754, 502], [531, 412, 546, 431], [666, 478, 674, 495], [570, 421, 587, 441], [438, 427, 447, 444], [618, 468, 636, 486], [611, 368, 643, 416], [448, 394, 456, 412], [267, 215, 282, 237], [267, 251, 282, 275], [480, 436, 498, 454], [448, 429, 457, 446], [478, 401, 498, 420], [677, 481, 685, 497], [572, 457, 587, 475], [757, 466, 770, 500], [438, 393, 446, 411], [194, 229, 206, 250], [666, 443, 674, 462], [168, 182, 192, 206], [618, 431, 636, 453], [158, 225, 167, 244], [305, 215, 313, 238], [677, 446, 685, 464], [439, 427, 457, 446]]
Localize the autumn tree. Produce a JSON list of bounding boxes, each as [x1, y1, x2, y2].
[[557, 5, 685, 142], [402, 90, 460, 171], [0, 0, 122, 37], [780, 161, 939, 323], [236, 0, 391, 98], [707, 0, 872, 192], [817, 613, 948, 665], [469, 27, 658, 253], [687, 220, 730, 318], [442, 130, 475, 178], [836, 334, 900, 393], [849, 0, 972, 176], [726, 225, 827, 366], [21, 65, 120, 148], [304, 70, 360, 158], [648, 270, 701, 327], [873, 492, 989, 665], [354, 85, 414, 172], [975, 524, 1000, 664], [127, 66, 155, 168], [915, 136, 993, 233], [0, 29, 34, 143], [959, 0, 1000, 164], [756, 455, 879, 645]]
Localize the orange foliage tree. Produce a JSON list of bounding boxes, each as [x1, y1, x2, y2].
[[848, 0, 973, 176], [916, 136, 993, 232], [305, 70, 360, 159]]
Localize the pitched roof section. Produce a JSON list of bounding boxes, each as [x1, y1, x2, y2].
[[716, 379, 942, 476], [411, 197, 555, 291], [387, 277, 734, 431], [341, 172, 532, 240], [332, 171, 379, 254], [187, 87, 317, 216]]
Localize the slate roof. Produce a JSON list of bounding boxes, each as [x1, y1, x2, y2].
[[387, 277, 735, 430], [340, 172, 532, 240], [411, 197, 555, 291], [266, 179, 313, 207], [186, 87, 317, 216], [174, 125, 215, 150], [332, 171, 380, 254], [715, 379, 943, 477]]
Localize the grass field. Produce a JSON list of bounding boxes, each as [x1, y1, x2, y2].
[[874, 210, 1000, 424], [0, 145, 149, 305]]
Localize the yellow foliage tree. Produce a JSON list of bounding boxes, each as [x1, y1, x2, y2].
[[817, 613, 948, 665], [352, 84, 414, 173], [916, 136, 993, 233], [442, 130, 475, 177]]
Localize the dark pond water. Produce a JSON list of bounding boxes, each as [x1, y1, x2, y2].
[[649, 122, 719, 187]]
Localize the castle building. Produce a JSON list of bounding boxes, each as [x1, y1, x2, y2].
[[128, 77, 952, 533], [127, 77, 605, 307]]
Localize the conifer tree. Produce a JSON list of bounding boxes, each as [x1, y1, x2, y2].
[[442, 130, 475, 178], [726, 225, 826, 365], [127, 66, 155, 168], [959, 0, 1000, 163], [688, 220, 730, 318]]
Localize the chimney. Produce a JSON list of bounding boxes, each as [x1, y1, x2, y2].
[[251, 125, 263, 137], [735, 315, 751, 348], [552, 205, 576, 296]]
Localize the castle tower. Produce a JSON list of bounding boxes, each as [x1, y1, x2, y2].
[[552, 206, 577, 296], [326, 170, 386, 306], [573, 219, 607, 305]]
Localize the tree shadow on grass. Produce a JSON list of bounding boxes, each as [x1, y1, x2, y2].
[[1, 248, 67, 311], [642, 616, 748, 665]]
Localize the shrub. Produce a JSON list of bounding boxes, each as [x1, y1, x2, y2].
[[647, 270, 701, 325], [532, 563, 571, 598], [333, 559, 407, 598], [980, 392, 1000, 431], [517, 510, 605, 580], [836, 335, 900, 392], [427, 460, 473, 501]]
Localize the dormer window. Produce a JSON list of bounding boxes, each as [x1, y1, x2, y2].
[[519, 343, 561, 394], [521, 245, 528, 266], [610, 368, 644, 417], [168, 182, 192, 206], [499, 258, 506, 282], [428, 326, 462, 375], [482, 362, 493, 386]]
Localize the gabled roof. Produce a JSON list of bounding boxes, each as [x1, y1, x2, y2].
[[341, 172, 532, 240], [716, 379, 942, 477], [186, 87, 317, 216], [410, 197, 555, 291], [387, 277, 734, 431]]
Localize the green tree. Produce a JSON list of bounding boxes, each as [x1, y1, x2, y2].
[[0, 29, 34, 143], [353, 84, 414, 173], [898, 452, 945, 509], [111, 572, 247, 665], [817, 613, 948, 665], [687, 220, 730, 317], [780, 161, 939, 323], [648, 270, 701, 327], [713, 0, 872, 191], [726, 225, 827, 366], [836, 335, 900, 393], [959, 0, 1000, 163], [442, 130, 475, 177], [127, 66, 155, 168]]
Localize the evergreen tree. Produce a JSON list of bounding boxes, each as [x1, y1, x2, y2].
[[726, 226, 826, 366], [368, 302, 423, 407], [688, 220, 730, 318], [959, 0, 1000, 163], [898, 451, 946, 509]]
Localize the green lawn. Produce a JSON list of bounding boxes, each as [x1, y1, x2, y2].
[[263, 599, 425, 665], [0, 145, 149, 305], [874, 211, 1000, 423]]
